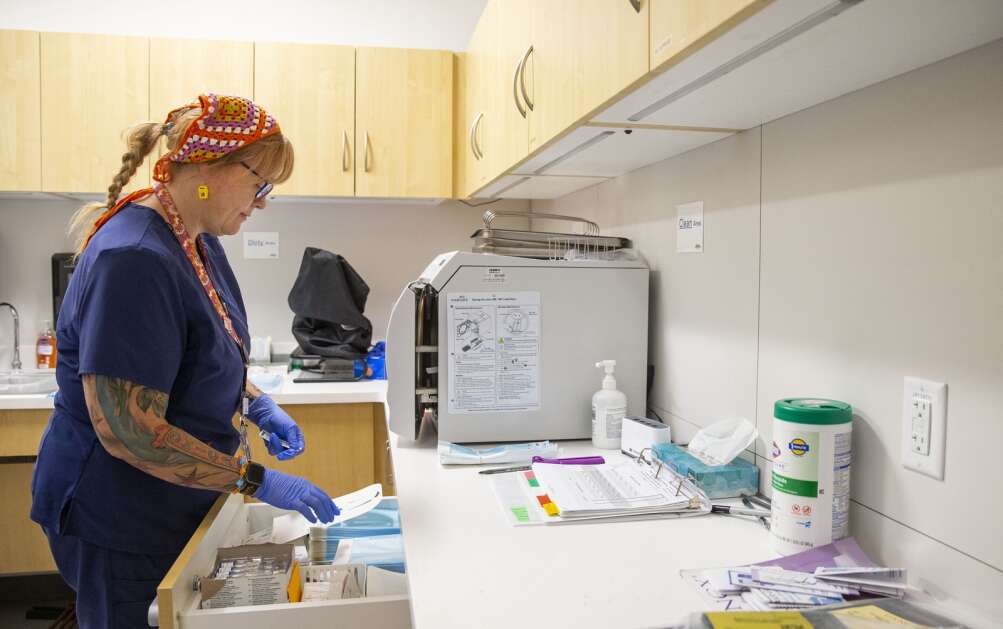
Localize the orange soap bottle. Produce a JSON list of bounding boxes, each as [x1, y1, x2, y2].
[[37, 320, 57, 369]]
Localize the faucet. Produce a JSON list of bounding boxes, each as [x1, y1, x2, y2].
[[0, 303, 21, 372]]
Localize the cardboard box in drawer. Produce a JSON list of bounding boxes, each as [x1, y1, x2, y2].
[[200, 544, 303, 609]]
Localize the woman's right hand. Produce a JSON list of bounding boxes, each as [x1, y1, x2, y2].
[[254, 469, 340, 523]]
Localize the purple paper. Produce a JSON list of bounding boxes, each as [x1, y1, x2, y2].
[[754, 537, 876, 573]]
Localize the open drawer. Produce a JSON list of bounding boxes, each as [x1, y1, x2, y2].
[[156, 493, 412, 629]]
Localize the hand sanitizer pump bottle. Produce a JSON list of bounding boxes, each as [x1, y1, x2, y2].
[[592, 360, 627, 449]]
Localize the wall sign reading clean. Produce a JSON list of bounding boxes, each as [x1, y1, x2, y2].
[[243, 232, 280, 259], [676, 201, 704, 253]]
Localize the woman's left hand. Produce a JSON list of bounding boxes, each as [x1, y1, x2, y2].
[[247, 394, 306, 461]]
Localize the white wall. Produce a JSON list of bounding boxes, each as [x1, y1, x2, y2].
[[534, 39, 1003, 618], [0, 196, 528, 366], [539, 128, 763, 445], [0, 0, 487, 50], [0, 196, 75, 367]]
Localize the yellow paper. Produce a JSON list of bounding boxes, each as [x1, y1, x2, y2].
[[831, 605, 929, 628], [705, 611, 812, 629]]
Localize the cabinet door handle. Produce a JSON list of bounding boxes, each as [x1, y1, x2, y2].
[[512, 52, 528, 118], [363, 131, 371, 173], [629, 0, 641, 13], [469, 112, 484, 160], [519, 45, 534, 112], [342, 129, 351, 172], [474, 112, 484, 159]]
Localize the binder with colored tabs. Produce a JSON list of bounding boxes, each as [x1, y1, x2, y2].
[[488, 456, 710, 526]]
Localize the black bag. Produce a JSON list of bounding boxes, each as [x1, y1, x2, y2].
[[287, 248, 372, 360]]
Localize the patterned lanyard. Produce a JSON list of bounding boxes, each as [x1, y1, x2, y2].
[[152, 183, 254, 463], [153, 184, 245, 352]]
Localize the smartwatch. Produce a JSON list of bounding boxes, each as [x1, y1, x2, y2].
[[238, 461, 266, 496]]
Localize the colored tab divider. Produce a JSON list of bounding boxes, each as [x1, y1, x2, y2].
[[524, 471, 540, 488], [510, 506, 531, 523], [536, 494, 560, 517]]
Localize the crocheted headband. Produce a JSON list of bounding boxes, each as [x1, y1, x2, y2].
[[81, 94, 281, 251], [152, 93, 281, 183]]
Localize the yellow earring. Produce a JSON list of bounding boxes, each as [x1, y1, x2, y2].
[[197, 185, 210, 200]]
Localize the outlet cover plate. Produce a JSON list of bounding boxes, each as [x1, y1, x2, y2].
[[901, 377, 947, 480]]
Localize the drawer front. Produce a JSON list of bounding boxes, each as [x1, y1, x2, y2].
[[0, 409, 51, 458], [158, 494, 411, 629], [179, 596, 411, 629], [0, 462, 57, 573]]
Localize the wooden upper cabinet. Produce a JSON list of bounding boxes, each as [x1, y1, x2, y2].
[[528, 0, 649, 152], [452, 50, 472, 198], [40, 32, 150, 194], [255, 42, 355, 197], [649, 0, 770, 70], [484, 0, 533, 182], [150, 37, 253, 168], [355, 47, 453, 198], [0, 30, 41, 191], [458, 0, 499, 196], [458, 0, 534, 197]]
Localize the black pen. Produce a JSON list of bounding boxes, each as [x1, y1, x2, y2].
[[711, 504, 771, 518]]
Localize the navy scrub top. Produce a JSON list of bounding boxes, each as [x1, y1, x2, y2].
[[31, 202, 251, 555]]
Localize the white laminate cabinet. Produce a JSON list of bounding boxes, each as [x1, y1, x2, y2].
[[513, 125, 734, 178], [596, 0, 1003, 128], [477, 173, 609, 200]]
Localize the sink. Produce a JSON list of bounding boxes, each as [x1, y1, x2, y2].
[[0, 371, 58, 395]]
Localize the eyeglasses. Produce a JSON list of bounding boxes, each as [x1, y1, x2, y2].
[[240, 162, 274, 200]]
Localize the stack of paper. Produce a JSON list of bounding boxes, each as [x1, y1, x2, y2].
[[490, 460, 710, 526], [533, 462, 699, 518], [681, 538, 908, 612], [814, 566, 909, 597], [728, 566, 861, 611]]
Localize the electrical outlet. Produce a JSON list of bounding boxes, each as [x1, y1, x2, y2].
[[910, 396, 931, 455], [901, 377, 947, 480]]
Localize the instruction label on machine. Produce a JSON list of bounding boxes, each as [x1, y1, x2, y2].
[[447, 292, 541, 414]]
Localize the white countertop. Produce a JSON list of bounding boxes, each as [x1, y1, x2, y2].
[[390, 437, 774, 629], [0, 393, 57, 410], [269, 375, 387, 406], [0, 370, 388, 410]]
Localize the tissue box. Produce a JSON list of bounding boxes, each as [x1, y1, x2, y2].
[[652, 443, 759, 499]]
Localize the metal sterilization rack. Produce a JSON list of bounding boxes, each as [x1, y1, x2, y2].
[[471, 210, 631, 260]]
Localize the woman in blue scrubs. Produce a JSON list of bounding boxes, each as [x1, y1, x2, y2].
[[31, 94, 339, 628]]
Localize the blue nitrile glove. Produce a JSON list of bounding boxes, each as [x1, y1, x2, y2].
[[248, 394, 305, 460], [254, 468, 340, 524]]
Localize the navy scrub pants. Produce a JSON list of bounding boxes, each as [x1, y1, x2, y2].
[[44, 527, 176, 628]]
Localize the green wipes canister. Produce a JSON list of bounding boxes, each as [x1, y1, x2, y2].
[[771, 398, 852, 556]]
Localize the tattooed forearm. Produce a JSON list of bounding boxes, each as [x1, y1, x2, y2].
[[83, 374, 241, 492], [245, 379, 262, 400]]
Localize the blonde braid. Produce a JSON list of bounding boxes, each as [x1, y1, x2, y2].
[[105, 123, 164, 209], [69, 122, 167, 255]]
